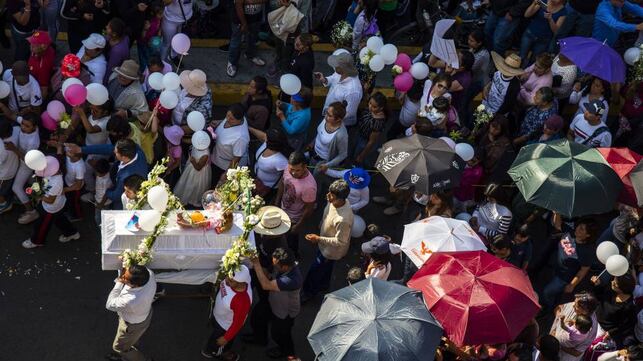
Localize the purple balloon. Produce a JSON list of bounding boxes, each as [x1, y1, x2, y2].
[[41, 111, 57, 131], [64, 84, 87, 107], [171, 33, 191, 55], [46, 100, 65, 121], [395, 53, 412, 72], [394, 72, 414, 92]]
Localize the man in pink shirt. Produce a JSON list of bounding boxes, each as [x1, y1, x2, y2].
[[518, 54, 554, 106], [275, 151, 317, 259]]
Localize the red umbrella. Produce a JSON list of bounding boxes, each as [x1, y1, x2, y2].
[[597, 148, 643, 207], [407, 251, 540, 346]]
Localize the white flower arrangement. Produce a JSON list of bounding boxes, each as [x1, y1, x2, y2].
[[391, 65, 403, 76], [31, 182, 40, 193]]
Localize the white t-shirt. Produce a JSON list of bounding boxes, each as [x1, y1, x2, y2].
[[314, 120, 337, 161], [64, 157, 86, 187], [85, 115, 110, 145], [17, 127, 40, 154], [164, 0, 194, 23], [399, 98, 420, 127], [2, 70, 42, 112], [0, 130, 20, 180], [95, 173, 112, 204], [254, 143, 288, 188], [42, 174, 66, 213], [211, 119, 250, 170], [569, 114, 612, 148], [365, 262, 391, 280], [482, 71, 511, 114], [77, 47, 107, 84]]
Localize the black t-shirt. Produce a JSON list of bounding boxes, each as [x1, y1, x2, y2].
[[570, 0, 600, 15], [257, 234, 287, 269], [555, 233, 597, 283], [229, 0, 264, 24], [289, 50, 315, 89], [7, 0, 40, 33]]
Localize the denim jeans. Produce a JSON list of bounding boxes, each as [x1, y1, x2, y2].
[[40, 1, 60, 45], [302, 249, 335, 297], [540, 275, 568, 310], [228, 21, 261, 66], [484, 12, 520, 55], [551, 5, 594, 53], [519, 29, 550, 67]]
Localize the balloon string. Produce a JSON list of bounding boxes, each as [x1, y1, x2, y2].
[[176, 54, 185, 72], [145, 102, 160, 131]]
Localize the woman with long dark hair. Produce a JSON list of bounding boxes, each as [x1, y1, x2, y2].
[[354, 91, 388, 167]]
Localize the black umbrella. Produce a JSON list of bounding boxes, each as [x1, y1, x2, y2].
[[375, 135, 465, 194], [307, 278, 443, 361]]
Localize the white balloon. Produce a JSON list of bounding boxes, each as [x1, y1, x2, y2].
[[279, 74, 302, 96], [162, 72, 181, 90], [159, 90, 179, 109], [0, 61, 3, 74], [191, 130, 211, 150], [138, 210, 162, 232], [624, 47, 640, 66], [596, 241, 620, 264], [147, 185, 169, 212], [351, 215, 366, 238], [187, 111, 206, 131], [605, 254, 629, 276], [410, 62, 430, 80], [0, 81, 10, 99], [62, 77, 83, 95], [25, 150, 47, 171], [332, 48, 350, 56], [366, 36, 384, 53], [85, 83, 109, 106], [148, 72, 164, 91], [380, 44, 398, 65], [439, 136, 456, 149], [455, 143, 475, 161], [369, 55, 385, 72]]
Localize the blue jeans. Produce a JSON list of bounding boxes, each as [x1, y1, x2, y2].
[[484, 12, 520, 55], [540, 275, 568, 310], [551, 5, 594, 52], [519, 29, 550, 67], [302, 249, 335, 297], [228, 22, 261, 66]]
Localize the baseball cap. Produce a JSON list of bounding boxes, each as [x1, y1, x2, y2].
[[291, 93, 304, 102], [361, 237, 390, 255], [82, 33, 106, 50], [583, 99, 606, 116], [231, 265, 251, 284], [544, 114, 564, 132]]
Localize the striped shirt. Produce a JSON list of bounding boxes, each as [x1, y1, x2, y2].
[[473, 202, 512, 239]]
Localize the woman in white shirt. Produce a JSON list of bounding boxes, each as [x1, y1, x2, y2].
[[420, 73, 452, 114], [249, 128, 289, 190], [309, 101, 349, 175], [161, 0, 193, 61], [469, 183, 512, 242], [569, 76, 610, 124]]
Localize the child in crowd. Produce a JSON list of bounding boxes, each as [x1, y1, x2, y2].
[[8, 114, 40, 224], [138, 4, 163, 71], [558, 314, 593, 349], [361, 236, 394, 280], [453, 154, 483, 214], [174, 131, 212, 208], [390, 82, 422, 139], [0, 120, 19, 213], [75, 102, 112, 192], [22, 156, 80, 248], [61, 144, 86, 221], [121, 175, 146, 210], [511, 224, 533, 272], [92, 159, 112, 226], [324, 167, 370, 212], [489, 235, 522, 268], [162, 125, 183, 187], [528, 114, 565, 145]]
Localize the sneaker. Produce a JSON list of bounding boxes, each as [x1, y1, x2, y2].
[[226, 62, 237, 77], [22, 239, 43, 249], [80, 193, 94, 203], [59, 232, 80, 243], [372, 196, 393, 205], [153, 287, 166, 301], [0, 201, 13, 214], [383, 206, 401, 216], [18, 210, 39, 224], [245, 55, 266, 66]]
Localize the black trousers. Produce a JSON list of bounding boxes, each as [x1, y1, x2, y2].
[[31, 204, 77, 245], [204, 319, 233, 355], [271, 315, 295, 355]]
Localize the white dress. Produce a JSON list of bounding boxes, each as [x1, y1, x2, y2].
[[174, 148, 212, 207]]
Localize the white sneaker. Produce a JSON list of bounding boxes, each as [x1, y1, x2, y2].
[[59, 232, 80, 243], [18, 210, 39, 225], [226, 62, 237, 77], [80, 193, 94, 203], [22, 239, 43, 249], [245, 55, 266, 66]]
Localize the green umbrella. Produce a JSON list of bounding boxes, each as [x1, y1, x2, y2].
[[508, 139, 622, 218]]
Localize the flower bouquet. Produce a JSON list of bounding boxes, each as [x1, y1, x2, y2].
[[25, 177, 49, 203], [330, 20, 353, 49], [469, 104, 494, 140]]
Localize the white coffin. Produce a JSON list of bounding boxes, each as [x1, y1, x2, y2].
[[101, 211, 255, 270]]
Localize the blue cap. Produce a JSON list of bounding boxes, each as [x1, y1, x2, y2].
[[291, 93, 305, 102], [344, 167, 371, 189]]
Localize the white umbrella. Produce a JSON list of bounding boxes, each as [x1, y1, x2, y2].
[[401, 216, 487, 268]]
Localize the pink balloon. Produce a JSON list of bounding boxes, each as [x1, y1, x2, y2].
[[394, 72, 414, 92], [395, 53, 412, 72], [46, 100, 65, 121], [41, 111, 57, 131], [171, 33, 191, 55], [64, 84, 87, 107], [35, 156, 60, 178]]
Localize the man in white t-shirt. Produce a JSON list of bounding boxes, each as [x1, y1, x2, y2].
[[0, 120, 19, 213], [63, 149, 86, 221], [211, 103, 250, 186], [0, 61, 43, 118], [77, 33, 107, 84], [23, 159, 80, 248], [568, 99, 612, 148]]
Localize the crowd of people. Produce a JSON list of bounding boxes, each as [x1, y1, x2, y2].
[[1, 0, 643, 360]]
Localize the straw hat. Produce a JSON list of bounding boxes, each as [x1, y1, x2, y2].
[[254, 206, 291, 236], [491, 52, 524, 77], [114, 59, 140, 80], [327, 52, 358, 77], [179, 69, 208, 97]]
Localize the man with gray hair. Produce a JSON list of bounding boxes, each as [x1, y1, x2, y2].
[[300, 179, 354, 302], [314, 52, 363, 127]]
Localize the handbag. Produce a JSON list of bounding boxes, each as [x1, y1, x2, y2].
[[268, 3, 304, 43]]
